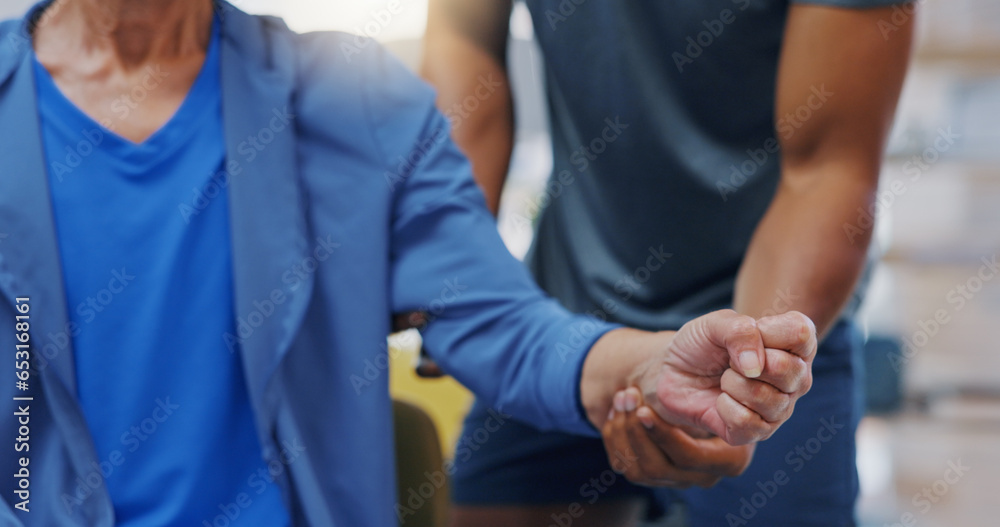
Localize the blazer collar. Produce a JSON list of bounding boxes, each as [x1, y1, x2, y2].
[[0, 21, 118, 524], [0, 0, 314, 433]]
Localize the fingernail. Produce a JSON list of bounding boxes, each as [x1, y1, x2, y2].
[[739, 351, 762, 378], [624, 390, 637, 412], [637, 408, 654, 429], [613, 391, 626, 412], [608, 408, 615, 421]]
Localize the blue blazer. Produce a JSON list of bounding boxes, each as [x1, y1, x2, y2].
[[0, 2, 615, 525]]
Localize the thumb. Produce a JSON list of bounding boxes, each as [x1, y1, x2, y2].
[[700, 310, 765, 379]]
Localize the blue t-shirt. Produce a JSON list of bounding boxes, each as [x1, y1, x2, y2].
[[522, 0, 894, 330], [34, 21, 290, 527]]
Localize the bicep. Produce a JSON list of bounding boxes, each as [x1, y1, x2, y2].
[[776, 3, 915, 174], [425, 0, 513, 64]]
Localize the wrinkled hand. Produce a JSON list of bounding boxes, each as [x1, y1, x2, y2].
[[637, 310, 817, 445], [602, 387, 754, 488]]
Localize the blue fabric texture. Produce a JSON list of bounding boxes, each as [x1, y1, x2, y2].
[[0, 1, 617, 525], [449, 1, 892, 522], [34, 20, 290, 527], [521, 0, 897, 331], [454, 321, 865, 527]]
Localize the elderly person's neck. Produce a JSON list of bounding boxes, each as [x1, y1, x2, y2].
[[33, 0, 214, 70], [29, 0, 217, 143]]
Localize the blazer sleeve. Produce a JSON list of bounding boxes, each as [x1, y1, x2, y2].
[[361, 41, 618, 436]]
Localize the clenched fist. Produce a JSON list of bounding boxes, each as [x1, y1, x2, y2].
[[582, 309, 817, 447]]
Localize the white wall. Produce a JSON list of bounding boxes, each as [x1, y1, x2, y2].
[[0, 0, 35, 20], [0, 1, 428, 41]]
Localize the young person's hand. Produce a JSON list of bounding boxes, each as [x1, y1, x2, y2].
[[601, 387, 754, 488]]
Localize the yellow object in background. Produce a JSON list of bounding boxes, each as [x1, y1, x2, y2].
[[388, 329, 472, 457]]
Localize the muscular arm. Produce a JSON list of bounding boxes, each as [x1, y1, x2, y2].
[[421, 0, 514, 215], [734, 3, 915, 337]]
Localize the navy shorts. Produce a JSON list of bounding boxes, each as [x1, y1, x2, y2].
[[451, 320, 865, 527]]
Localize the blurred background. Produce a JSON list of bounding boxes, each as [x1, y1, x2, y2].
[[3, 0, 998, 525]]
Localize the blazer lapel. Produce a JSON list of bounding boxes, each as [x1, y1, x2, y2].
[[219, 4, 315, 426], [0, 25, 116, 524], [0, 50, 78, 398]]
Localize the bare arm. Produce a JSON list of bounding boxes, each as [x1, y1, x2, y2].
[[735, 3, 915, 337], [421, 0, 514, 215]]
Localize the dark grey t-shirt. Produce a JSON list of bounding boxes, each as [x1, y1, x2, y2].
[[522, 0, 894, 330]]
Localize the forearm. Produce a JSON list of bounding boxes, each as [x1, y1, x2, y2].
[[580, 327, 673, 430], [740, 3, 913, 336], [734, 165, 876, 337]]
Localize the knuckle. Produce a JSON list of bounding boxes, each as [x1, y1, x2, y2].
[[601, 423, 614, 439], [800, 376, 814, 396], [729, 409, 754, 432], [791, 311, 816, 340], [755, 421, 775, 440], [728, 429, 752, 446], [770, 395, 792, 422], [720, 368, 741, 391], [749, 379, 773, 401], [728, 316, 758, 339], [758, 426, 777, 442]]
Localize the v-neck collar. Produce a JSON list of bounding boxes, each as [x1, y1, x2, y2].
[[30, 18, 222, 166], [0, 7, 316, 520]]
